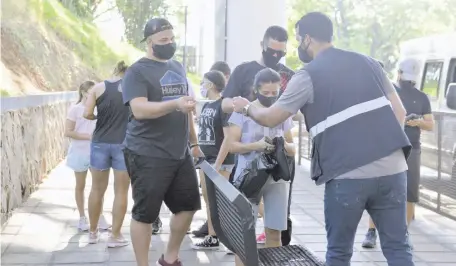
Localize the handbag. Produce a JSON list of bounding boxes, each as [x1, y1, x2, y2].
[[232, 152, 277, 203]]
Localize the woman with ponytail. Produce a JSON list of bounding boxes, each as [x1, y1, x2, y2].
[[65, 80, 97, 231], [84, 60, 131, 247]]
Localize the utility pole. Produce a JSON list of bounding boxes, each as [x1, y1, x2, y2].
[[183, 5, 188, 70]]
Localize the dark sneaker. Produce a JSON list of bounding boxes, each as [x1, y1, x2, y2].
[[156, 254, 182, 266], [191, 221, 208, 238], [362, 228, 377, 248], [191, 235, 220, 250], [152, 217, 162, 235]]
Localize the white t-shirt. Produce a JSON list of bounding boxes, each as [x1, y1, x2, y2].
[[67, 103, 96, 155]]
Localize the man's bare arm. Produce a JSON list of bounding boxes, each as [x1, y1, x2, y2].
[[248, 69, 314, 128], [188, 111, 198, 145], [419, 114, 434, 131], [129, 97, 181, 119], [381, 74, 406, 127], [247, 105, 293, 128]]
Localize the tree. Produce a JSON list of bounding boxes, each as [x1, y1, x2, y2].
[[59, 0, 103, 18], [286, 0, 456, 73], [116, 0, 168, 48]]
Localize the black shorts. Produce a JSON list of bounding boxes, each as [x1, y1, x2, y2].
[[407, 148, 421, 203], [123, 149, 201, 224]]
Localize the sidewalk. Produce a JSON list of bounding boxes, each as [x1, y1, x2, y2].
[[1, 160, 456, 266]]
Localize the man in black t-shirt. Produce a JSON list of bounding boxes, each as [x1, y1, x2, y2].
[[221, 26, 295, 112], [121, 18, 203, 266]]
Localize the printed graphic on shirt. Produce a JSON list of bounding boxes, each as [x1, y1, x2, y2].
[[159, 70, 188, 101], [198, 107, 216, 145], [278, 66, 294, 93]]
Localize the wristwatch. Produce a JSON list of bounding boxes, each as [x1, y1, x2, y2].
[[242, 103, 251, 117]]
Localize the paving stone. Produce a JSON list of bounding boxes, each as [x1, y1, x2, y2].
[[52, 251, 109, 264], [1, 161, 456, 266]]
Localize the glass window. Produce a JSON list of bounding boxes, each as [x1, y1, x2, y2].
[[421, 61, 443, 98]]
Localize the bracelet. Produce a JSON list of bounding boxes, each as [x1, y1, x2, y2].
[[190, 143, 199, 148]]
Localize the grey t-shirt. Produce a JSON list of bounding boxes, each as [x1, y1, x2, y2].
[[274, 69, 407, 179], [122, 58, 189, 160], [228, 111, 294, 182]]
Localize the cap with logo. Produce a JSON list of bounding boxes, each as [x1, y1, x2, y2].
[[140, 18, 173, 43], [398, 58, 420, 83]]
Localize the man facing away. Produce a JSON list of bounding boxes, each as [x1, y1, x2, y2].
[[232, 12, 414, 266], [121, 18, 203, 266]]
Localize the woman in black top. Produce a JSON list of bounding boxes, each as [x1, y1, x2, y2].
[[191, 70, 235, 250], [84, 61, 130, 248]]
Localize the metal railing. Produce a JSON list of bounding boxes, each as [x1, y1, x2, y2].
[[295, 111, 456, 220]]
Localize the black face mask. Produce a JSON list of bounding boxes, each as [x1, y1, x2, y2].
[[262, 49, 285, 69], [298, 41, 313, 63], [153, 42, 177, 60], [257, 94, 277, 107]]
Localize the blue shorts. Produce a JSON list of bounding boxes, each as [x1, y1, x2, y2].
[[90, 142, 127, 171], [67, 149, 90, 172]]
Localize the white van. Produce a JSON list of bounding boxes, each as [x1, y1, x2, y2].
[[399, 32, 456, 112], [399, 32, 456, 180]]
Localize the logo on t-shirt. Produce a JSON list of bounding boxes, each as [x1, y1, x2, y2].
[[278, 67, 294, 92], [198, 107, 216, 145], [159, 70, 188, 101]]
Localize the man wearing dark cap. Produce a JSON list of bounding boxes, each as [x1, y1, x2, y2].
[[232, 12, 414, 266], [121, 18, 203, 266]]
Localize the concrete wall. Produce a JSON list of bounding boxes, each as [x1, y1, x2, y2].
[[1, 92, 77, 223]]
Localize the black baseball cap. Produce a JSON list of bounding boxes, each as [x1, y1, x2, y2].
[[140, 18, 173, 43], [296, 12, 333, 42]]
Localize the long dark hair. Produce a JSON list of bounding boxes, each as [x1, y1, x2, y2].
[[76, 80, 95, 104], [113, 61, 129, 77]]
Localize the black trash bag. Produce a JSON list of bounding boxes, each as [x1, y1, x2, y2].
[[271, 136, 292, 182], [232, 153, 277, 203]]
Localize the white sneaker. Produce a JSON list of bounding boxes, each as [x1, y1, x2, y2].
[[98, 215, 111, 230], [88, 230, 99, 244], [78, 216, 89, 231], [107, 234, 129, 248]]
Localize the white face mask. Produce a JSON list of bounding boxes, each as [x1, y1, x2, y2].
[[200, 86, 208, 98]]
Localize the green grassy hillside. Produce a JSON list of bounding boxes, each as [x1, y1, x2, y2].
[[29, 0, 141, 76], [1, 0, 141, 96]]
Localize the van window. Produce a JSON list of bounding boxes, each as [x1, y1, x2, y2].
[[421, 61, 443, 98], [446, 58, 456, 97]]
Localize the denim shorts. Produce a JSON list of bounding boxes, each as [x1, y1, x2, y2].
[[67, 149, 90, 172], [90, 142, 127, 171]]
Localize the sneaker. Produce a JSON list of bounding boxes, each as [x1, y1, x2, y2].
[[191, 235, 220, 250], [98, 215, 111, 230], [107, 234, 129, 248], [362, 228, 377, 248], [192, 221, 208, 238], [152, 217, 163, 235], [256, 232, 266, 244], [88, 230, 99, 244], [78, 216, 89, 231], [156, 254, 182, 266]]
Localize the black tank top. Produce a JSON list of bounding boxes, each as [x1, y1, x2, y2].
[[92, 80, 129, 144]]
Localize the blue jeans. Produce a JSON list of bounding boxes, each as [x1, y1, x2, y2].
[[324, 172, 414, 266], [90, 142, 127, 171]]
